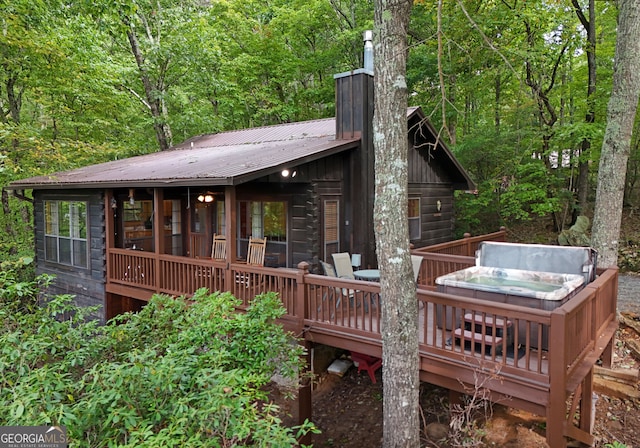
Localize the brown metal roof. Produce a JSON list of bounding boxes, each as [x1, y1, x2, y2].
[[10, 106, 475, 191], [10, 118, 360, 190]]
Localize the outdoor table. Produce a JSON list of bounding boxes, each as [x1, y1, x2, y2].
[[354, 269, 380, 281]]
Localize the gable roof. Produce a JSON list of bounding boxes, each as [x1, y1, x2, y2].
[[407, 108, 475, 190], [10, 107, 474, 190]]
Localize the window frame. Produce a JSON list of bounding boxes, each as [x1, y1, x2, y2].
[[323, 198, 340, 261], [408, 197, 421, 241], [237, 200, 288, 266], [44, 199, 89, 269]]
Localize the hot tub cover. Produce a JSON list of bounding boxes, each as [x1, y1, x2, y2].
[[476, 241, 597, 284]]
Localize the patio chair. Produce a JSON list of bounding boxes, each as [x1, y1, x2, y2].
[[320, 260, 337, 278], [350, 351, 382, 383], [211, 234, 227, 260], [411, 255, 422, 283], [318, 260, 353, 318], [332, 252, 355, 279]]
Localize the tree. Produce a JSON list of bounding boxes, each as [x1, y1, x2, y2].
[[572, 0, 596, 215], [372, 0, 419, 447], [591, 0, 640, 267]]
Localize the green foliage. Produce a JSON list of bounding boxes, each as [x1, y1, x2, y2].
[[0, 0, 635, 256], [0, 282, 316, 447], [604, 442, 628, 448]]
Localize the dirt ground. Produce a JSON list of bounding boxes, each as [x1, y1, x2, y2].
[[273, 322, 640, 447]]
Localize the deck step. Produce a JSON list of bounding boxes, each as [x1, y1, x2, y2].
[[463, 313, 511, 329], [453, 328, 503, 346]]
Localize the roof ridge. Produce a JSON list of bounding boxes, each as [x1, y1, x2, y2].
[[177, 116, 336, 149]]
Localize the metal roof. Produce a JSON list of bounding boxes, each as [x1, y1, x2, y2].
[[10, 118, 360, 190], [10, 106, 475, 191]]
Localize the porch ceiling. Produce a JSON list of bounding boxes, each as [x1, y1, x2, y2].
[[10, 118, 360, 190]]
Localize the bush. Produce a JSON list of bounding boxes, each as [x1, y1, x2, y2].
[[0, 284, 316, 447]]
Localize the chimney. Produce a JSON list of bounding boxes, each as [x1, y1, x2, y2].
[[363, 30, 374, 72], [333, 31, 376, 270], [334, 30, 374, 140]]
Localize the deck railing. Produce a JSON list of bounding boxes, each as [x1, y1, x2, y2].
[[412, 228, 506, 257], [106, 236, 617, 447]]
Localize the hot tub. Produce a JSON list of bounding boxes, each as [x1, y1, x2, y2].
[[435, 266, 586, 349]]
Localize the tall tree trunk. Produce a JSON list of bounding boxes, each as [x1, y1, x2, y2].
[[572, 0, 596, 213], [123, 18, 172, 151], [591, 0, 640, 267], [495, 74, 501, 133], [372, 1, 419, 447]]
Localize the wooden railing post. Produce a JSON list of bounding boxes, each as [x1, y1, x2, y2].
[[296, 262, 310, 328], [547, 307, 568, 448], [463, 232, 471, 257]]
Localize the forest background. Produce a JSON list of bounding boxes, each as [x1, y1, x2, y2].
[[1, 0, 639, 272]]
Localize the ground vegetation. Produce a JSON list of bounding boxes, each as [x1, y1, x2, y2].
[[0, 276, 315, 447]]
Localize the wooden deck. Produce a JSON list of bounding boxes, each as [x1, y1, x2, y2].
[[105, 232, 618, 447]]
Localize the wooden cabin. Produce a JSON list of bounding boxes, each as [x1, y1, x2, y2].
[[11, 59, 617, 447], [10, 68, 474, 321]]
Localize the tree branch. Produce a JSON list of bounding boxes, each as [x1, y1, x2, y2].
[[437, 0, 454, 143], [456, 0, 521, 82], [121, 85, 151, 111]]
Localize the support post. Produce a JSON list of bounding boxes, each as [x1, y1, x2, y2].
[[298, 340, 313, 446], [547, 308, 568, 447]]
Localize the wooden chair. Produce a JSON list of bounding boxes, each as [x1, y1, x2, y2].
[[211, 234, 226, 260], [246, 236, 267, 266], [236, 236, 267, 290]]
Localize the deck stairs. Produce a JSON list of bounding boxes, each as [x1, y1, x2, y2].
[[453, 313, 513, 356]]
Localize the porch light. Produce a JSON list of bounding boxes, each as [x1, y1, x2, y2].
[[197, 192, 215, 203], [281, 169, 297, 178], [128, 188, 135, 206]]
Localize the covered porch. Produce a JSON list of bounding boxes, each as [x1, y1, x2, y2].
[[105, 228, 618, 447]]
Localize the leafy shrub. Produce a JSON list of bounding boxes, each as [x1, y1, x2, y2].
[[0, 282, 316, 447]]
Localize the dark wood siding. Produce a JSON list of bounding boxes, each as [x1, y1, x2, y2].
[[408, 141, 456, 184], [406, 134, 458, 247], [34, 190, 106, 322], [291, 186, 311, 267], [315, 181, 343, 271], [408, 184, 455, 248]]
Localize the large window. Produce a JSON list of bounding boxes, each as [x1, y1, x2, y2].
[[238, 201, 287, 266], [45, 200, 88, 268], [122, 199, 153, 251], [408, 198, 421, 241], [238, 201, 287, 241]]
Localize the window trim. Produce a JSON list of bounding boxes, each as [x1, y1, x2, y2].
[[44, 199, 89, 268], [323, 198, 340, 261], [408, 197, 421, 241]]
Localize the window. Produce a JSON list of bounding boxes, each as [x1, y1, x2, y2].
[[122, 199, 154, 251], [45, 200, 88, 268], [323, 199, 339, 260], [408, 198, 420, 240], [238, 201, 287, 266], [238, 201, 287, 241]]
